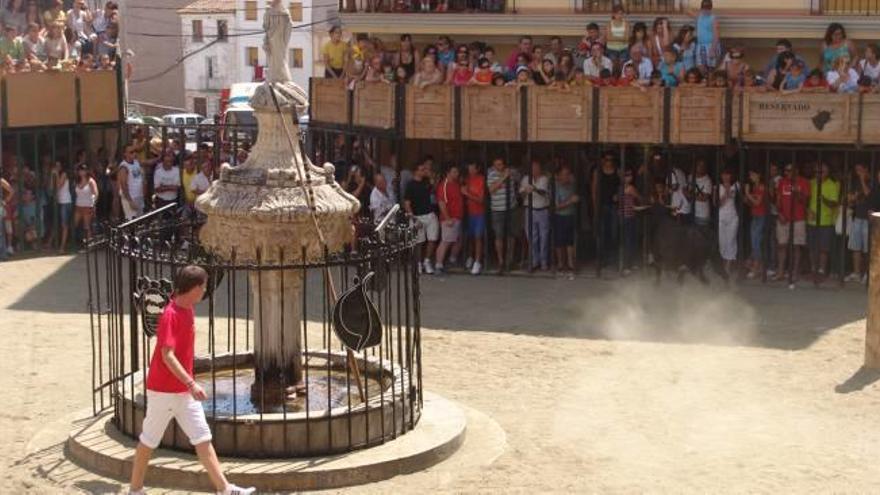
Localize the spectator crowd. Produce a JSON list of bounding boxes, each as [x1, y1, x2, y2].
[[323, 1, 879, 93], [315, 3, 880, 283], [323, 131, 875, 286], [0, 129, 244, 261], [0, 0, 119, 74]]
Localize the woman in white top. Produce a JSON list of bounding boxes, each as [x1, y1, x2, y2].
[[73, 163, 98, 242], [54, 161, 72, 253]]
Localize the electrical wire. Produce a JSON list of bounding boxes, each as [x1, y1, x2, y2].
[[126, 15, 338, 39], [128, 15, 338, 84]]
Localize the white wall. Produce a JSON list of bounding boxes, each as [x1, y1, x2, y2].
[[118, 0, 192, 113], [235, 0, 314, 92]]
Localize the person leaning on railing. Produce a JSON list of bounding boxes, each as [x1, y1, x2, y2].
[[322, 25, 345, 79]]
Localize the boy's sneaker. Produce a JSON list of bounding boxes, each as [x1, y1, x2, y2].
[[465, 257, 474, 269], [422, 259, 434, 275], [845, 273, 860, 283], [435, 262, 445, 274], [471, 260, 482, 275], [219, 484, 256, 495]]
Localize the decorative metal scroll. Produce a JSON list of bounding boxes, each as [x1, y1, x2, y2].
[[332, 272, 383, 352], [134, 277, 173, 338]]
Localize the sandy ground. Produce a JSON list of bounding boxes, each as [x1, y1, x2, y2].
[[1, 254, 879, 493]]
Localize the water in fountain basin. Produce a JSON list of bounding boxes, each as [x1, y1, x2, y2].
[[197, 366, 387, 416]]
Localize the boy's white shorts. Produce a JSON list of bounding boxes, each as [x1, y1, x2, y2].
[[139, 390, 213, 449]]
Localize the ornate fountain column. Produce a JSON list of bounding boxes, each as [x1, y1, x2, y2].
[[196, 1, 360, 389]]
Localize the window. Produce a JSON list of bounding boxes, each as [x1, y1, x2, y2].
[[217, 20, 228, 41], [246, 47, 259, 67], [290, 48, 303, 69], [206, 56, 216, 79], [289, 2, 303, 22], [191, 20, 203, 42], [244, 1, 258, 21], [194, 98, 207, 118]]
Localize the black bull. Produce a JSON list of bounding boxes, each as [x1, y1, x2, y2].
[[649, 214, 729, 285]]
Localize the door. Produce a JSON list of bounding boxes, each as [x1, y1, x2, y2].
[[194, 98, 207, 118]]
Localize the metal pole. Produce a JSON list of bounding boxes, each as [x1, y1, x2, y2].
[[618, 144, 625, 274]]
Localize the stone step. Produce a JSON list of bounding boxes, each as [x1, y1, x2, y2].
[[66, 392, 466, 492]]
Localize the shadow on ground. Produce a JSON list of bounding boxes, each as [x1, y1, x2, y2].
[[835, 366, 880, 394], [6, 254, 866, 351]]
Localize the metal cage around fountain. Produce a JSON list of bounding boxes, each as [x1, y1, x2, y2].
[[84, 206, 423, 458]]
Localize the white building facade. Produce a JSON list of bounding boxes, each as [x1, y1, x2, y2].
[[179, 0, 317, 119]]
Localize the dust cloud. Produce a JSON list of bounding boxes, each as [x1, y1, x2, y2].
[[577, 278, 760, 347]]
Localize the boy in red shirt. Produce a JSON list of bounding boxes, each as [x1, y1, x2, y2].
[[435, 164, 464, 273], [129, 266, 255, 495], [774, 164, 810, 283]]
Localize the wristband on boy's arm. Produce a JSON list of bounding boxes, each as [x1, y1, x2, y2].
[[185, 380, 195, 389]]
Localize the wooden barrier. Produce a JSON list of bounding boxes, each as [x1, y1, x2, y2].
[[527, 86, 592, 143], [79, 70, 120, 124], [5, 72, 77, 128], [739, 92, 856, 144], [353, 82, 395, 130], [311, 78, 349, 125], [671, 87, 726, 145], [858, 94, 880, 145], [405, 85, 454, 140], [461, 86, 521, 142], [598, 87, 662, 144], [308, 78, 880, 147]]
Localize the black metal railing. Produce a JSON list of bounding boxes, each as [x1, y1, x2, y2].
[[87, 212, 424, 457], [812, 0, 880, 15]]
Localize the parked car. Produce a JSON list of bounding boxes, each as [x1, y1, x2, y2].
[[198, 118, 217, 143], [162, 113, 205, 140]]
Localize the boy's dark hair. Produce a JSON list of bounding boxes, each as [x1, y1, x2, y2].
[[776, 39, 792, 50], [586, 22, 600, 32], [175, 265, 208, 295], [484, 45, 494, 54], [859, 75, 872, 87], [808, 68, 823, 79], [599, 68, 612, 78], [356, 33, 368, 42]]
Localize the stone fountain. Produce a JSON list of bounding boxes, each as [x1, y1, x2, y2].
[[195, 0, 360, 393]]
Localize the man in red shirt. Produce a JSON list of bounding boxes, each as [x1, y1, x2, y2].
[[435, 164, 464, 274], [462, 161, 486, 275], [774, 163, 811, 283], [129, 266, 255, 495]]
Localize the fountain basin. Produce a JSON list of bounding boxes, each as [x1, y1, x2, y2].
[[117, 350, 420, 458]]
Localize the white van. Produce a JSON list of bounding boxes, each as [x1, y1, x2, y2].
[[162, 113, 205, 140]]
